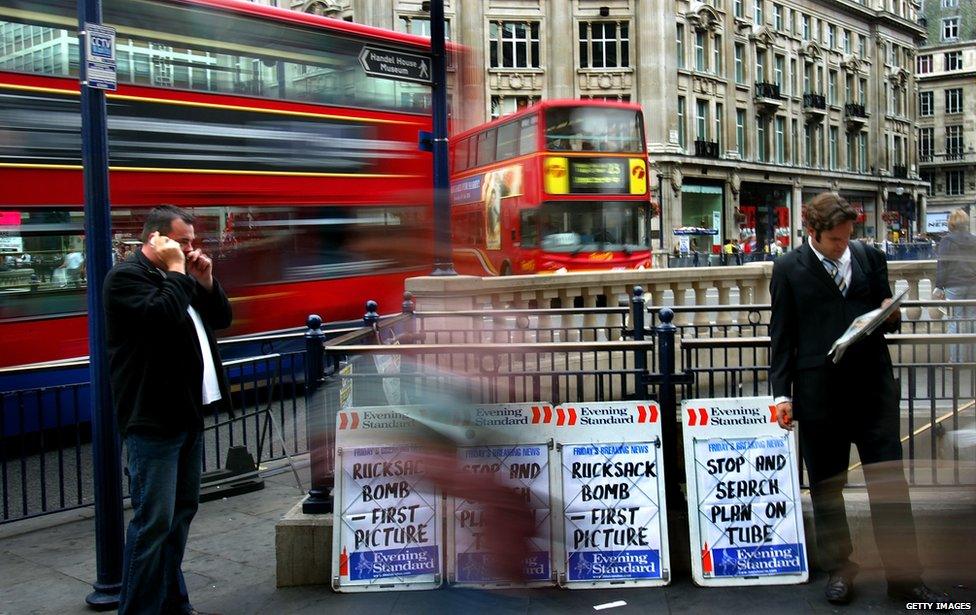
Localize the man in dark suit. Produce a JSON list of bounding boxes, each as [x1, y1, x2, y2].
[[769, 192, 947, 606], [105, 205, 232, 614]]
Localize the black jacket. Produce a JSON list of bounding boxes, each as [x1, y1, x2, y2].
[[769, 240, 898, 421], [935, 230, 976, 289], [104, 251, 232, 436]]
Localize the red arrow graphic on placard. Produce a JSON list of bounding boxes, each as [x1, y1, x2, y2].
[[532, 406, 541, 423], [568, 407, 578, 425], [338, 413, 348, 430], [556, 407, 566, 426], [649, 404, 659, 422], [638, 405, 647, 423], [350, 411, 360, 429], [543, 405, 552, 423], [769, 404, 778, 422]]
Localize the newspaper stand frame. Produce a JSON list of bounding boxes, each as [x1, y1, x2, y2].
[[681, 396, 809, 587], [332, 406, 444, 592], [446, 402, 559, 588], [552, 401, 671, 589]]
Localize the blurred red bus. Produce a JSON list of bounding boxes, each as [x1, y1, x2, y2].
[[0, 0, 436, 368], [449, 99, 651, 275]]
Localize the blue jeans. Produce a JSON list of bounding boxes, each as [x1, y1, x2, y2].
[[119, 430, 202, 615], [945, 286, 975, 364]]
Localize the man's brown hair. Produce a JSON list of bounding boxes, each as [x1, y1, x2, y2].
[[802, 192, 857, 241]]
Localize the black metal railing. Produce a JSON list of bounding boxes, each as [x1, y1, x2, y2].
[[803, 92, 826, 109], [755, 82, 782, 99], [946, 147, 966, 161], [844, 102, 867, 117], [694, 139, 720, 158], [4, 293, 976, 522]]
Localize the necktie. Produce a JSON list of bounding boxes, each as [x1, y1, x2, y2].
[[822, 258, 847, 296]]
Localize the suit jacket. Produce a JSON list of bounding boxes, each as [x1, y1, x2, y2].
[[769, 241, 898, 421], [104, 251, 233, 436]]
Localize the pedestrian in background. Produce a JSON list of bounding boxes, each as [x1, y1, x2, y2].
[[105, 205, 232, 615], [769, 192, 949, 607], [933, 208, 976, 363]]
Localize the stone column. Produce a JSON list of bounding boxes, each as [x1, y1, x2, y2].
[[791, 182, 804, 249], [547, 0, 575, 98], [692, 281, 711, 326], [636, 0, 680, 152], [458, 0, 486, 126]]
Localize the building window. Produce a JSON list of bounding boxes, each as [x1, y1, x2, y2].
[[946, 125, 964, 158], [829, 126, 838, 169], [790, 58, 797, 95], [773, 4, 783, 30], [712, 34, 722, 75], [399, 16, 452, 39], [754, 0, 764, 25], [805, 123, 815, 166], [845, 74, 853, 102], [801, 14, 810, 40], [734, 0, 744, 18], [489, 95, 539, 119], [696, 99, 709, 141], [756, 49, 766, 82], [859, 77, 867, 105], [828, 69, 837, 104], [757, 115, 767, 161], [694, 30, 706, 71], [942, 17, 960, 41], [734, 43, 745, 83], [715, 102, 724, 151], [827, 25, 836, 49], [943, 0, 960, 7], [917, 54, 932, 74], [857, 34, 866, 59], [579, 21, 630, 68], [792, 118, 799, 164], [736, 108, 746, 157], [774, 55, 784, 89], [676, 24, 685, 69], [775, 116, 785, 163], [846, 133, 855, 170], [946, 88, 963, 114], [945, 51, 962, 71], [918, 127, 933, 162], [946, 170, 965, 196], [489, 21, 540, 69], [677, 96, 686, 149], [858, 132, 867, 172], [919, 91, 933, 116], [843, 29, 851, 54]]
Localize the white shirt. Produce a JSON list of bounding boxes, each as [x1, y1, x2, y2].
[[187, 305, 222, 405], [808, 242, 852, 291], [774, 242, 853, 407]]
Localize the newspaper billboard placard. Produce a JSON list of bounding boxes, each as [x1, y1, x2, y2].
[[333, 407, 442, 592], [447, 403, 557, 587], [682, 397, 808, 587], [553, 401, 670, 588]]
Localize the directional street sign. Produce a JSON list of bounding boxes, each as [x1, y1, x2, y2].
[[359, 46, 431, 84]]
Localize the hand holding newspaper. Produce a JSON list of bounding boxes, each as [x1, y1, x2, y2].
[[828, 288, 908, 364]]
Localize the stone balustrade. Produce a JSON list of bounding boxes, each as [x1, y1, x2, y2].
[[406, 261, 937, 324]]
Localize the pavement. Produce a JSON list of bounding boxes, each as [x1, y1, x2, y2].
[[2, 459, 975, 615]]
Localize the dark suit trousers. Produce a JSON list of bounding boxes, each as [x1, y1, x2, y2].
[[799, 407, 922, 585]]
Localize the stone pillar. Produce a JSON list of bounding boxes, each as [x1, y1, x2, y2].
[[547, 0, 575, 98], [458, 0, 486, 126], [791, 182, 804, 249], [716, 282, 734, 326], [692, 282, 711, 326], [353, 0, 393, 30], [636, 0, 680, 152]]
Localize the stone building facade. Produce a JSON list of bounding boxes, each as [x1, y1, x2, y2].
[[288, 0, 929, 250], [916, 0, 976, 233]]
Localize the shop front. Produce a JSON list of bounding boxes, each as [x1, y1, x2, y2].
[[840, 191, 877, 241], [740, 182, 792, 255], [680, 181, 724, 257]]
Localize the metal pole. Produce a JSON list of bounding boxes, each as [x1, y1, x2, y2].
[[302, 314, 332, 513], [630, 286, 647, 396], [429, 0, 455, 276], [654, 308, 682, 504], [78, 1, 123, 609]]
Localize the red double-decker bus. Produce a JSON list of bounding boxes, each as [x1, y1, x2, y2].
[[0, 0, 436, 368], [450, 100, 651, 275]]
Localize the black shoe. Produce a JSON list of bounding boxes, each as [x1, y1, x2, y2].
[[887, 583, 953, 609], [825, 570, 856, 605]]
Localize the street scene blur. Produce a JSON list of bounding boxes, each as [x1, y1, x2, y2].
[[1, 0, 975, 614]]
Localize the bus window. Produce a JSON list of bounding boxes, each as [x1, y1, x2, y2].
[[452, 138, 467, 172], [519, 210, 538, 247], [518, 115, 537, 155], [544, 106, 643, 153], [476, 129, 497, 166], [538, 201, 647, 251], [495, 121, 519, 161]]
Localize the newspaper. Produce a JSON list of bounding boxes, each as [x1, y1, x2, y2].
[[828, 288, 908, 364]]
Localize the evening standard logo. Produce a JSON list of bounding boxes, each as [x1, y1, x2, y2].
[[578, 405, 633, 426], [360, 411, 413, 430], [709, 405, 766, 426], [456, 551, 550, 582], [473, 407, 529, 426], [714, 544, 805, 577], [569, 549, 660, 580], [349, 546, 438, 580]]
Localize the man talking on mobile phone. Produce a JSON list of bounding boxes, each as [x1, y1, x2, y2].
[[105, 205, 232, 615]]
